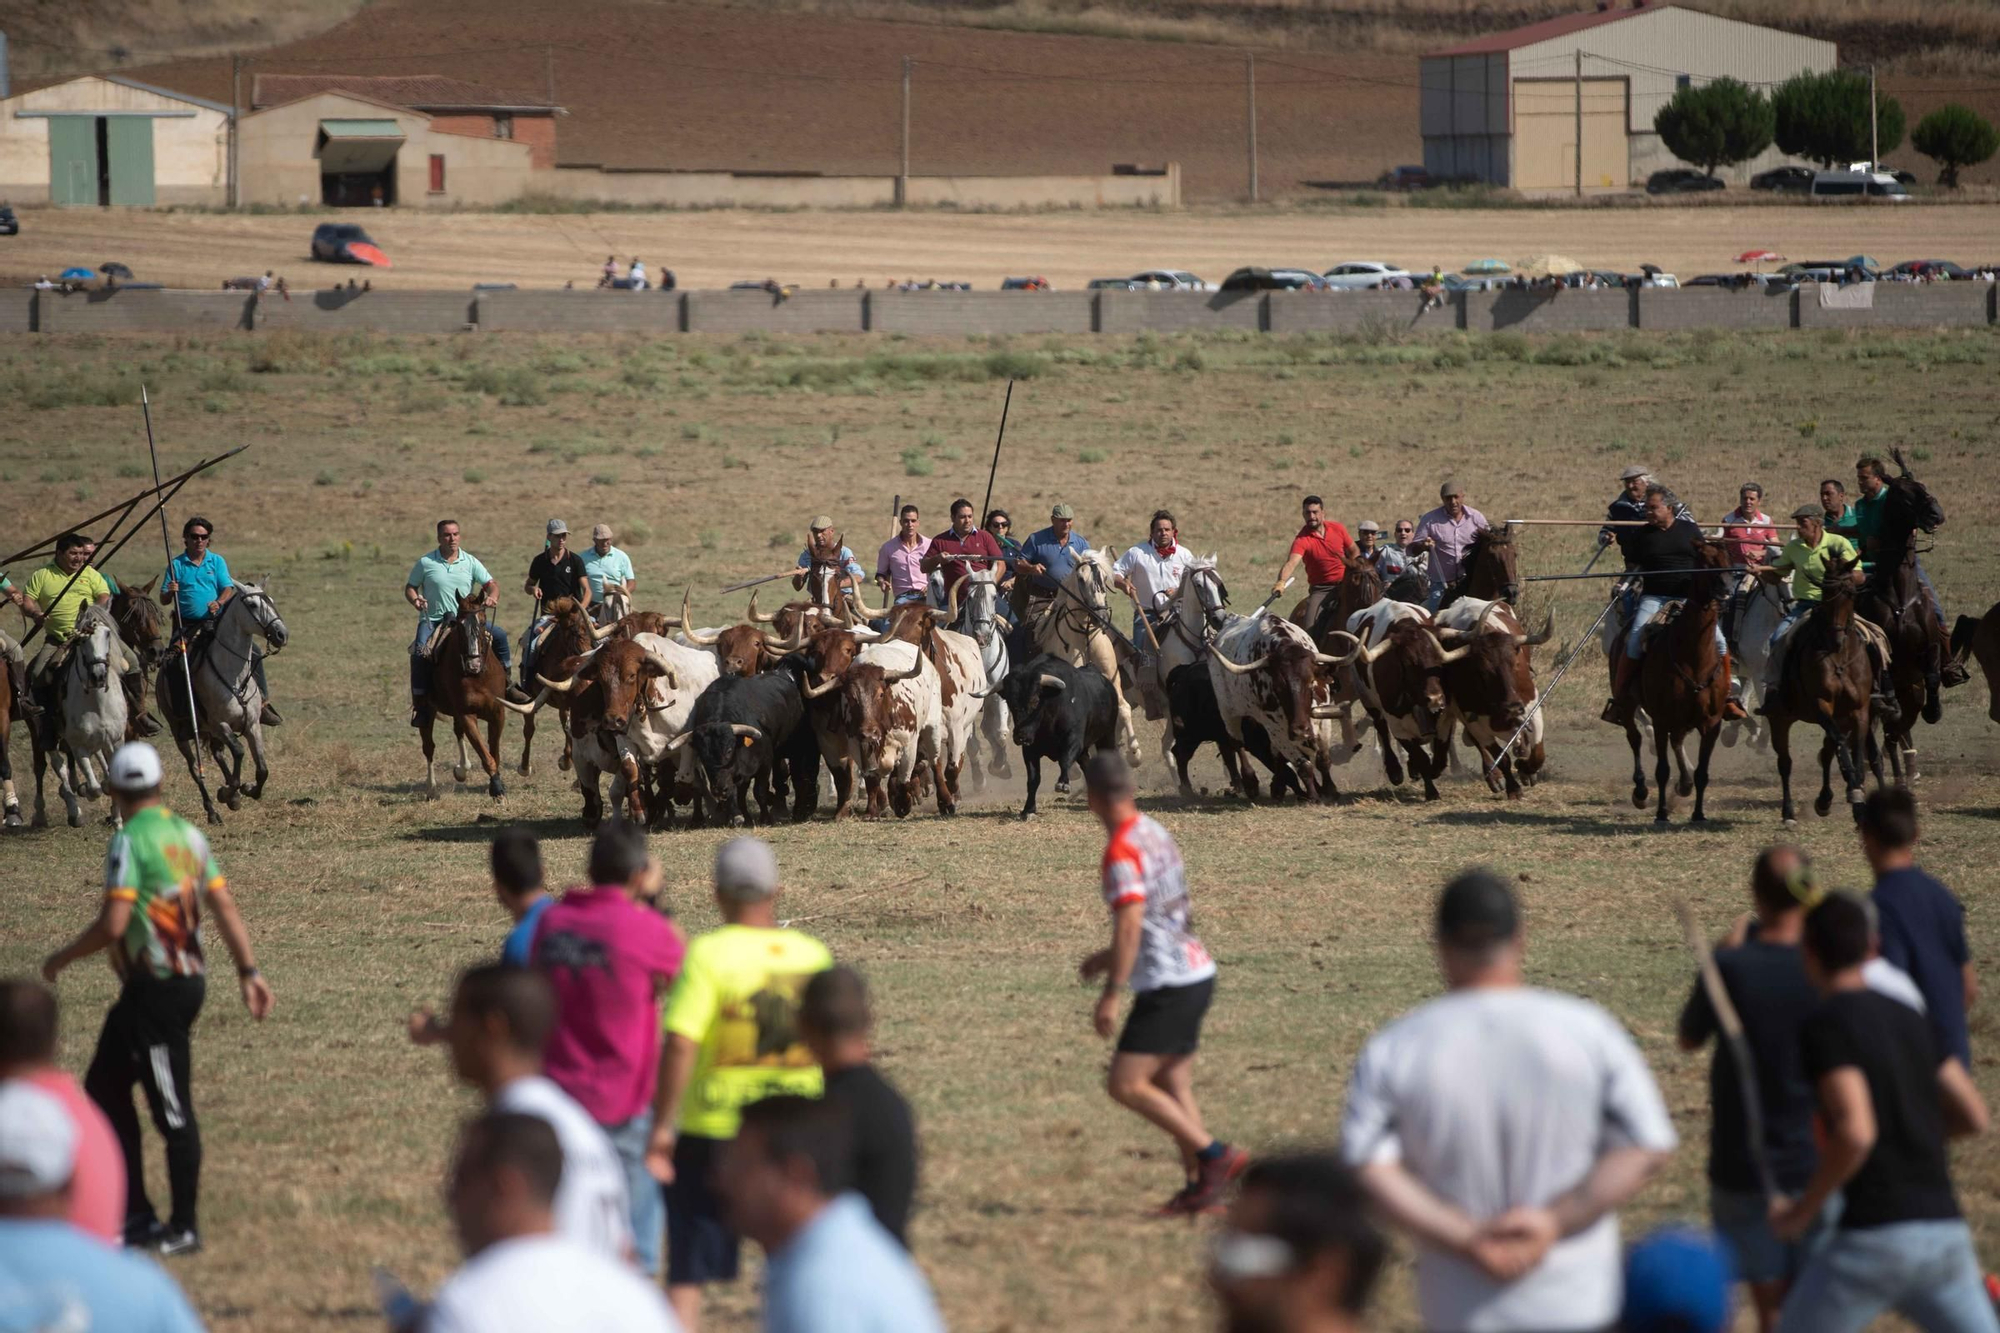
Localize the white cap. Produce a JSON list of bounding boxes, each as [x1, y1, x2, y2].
[[107, 742, 164, 792], [591, 523, 614, 541], [0, 1080, 77, 1198], [546, 519, 569, 537], [714, 837, 779, 901]]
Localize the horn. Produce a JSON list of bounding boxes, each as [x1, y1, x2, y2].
[[642, 651, 679, 689], [1516, 610, 1556, 647], [729, 724, 765, 741], [946, 577, 963, 622], [1206, 641, 1270, 674], [967, 684, 993, 698], [591, 619, 620, 641], [659, 587, 690, 630], [746, 588, 775, 624], [849, 584, 889, 619], [682, 594, 721, 647], [534, 667, 586, 693], [837, 596, 856, 629], [1314, 630, 1363, 667], [499, 695, 543, 716], [802, 673, 843, 699], [887, 654, 926, 683], [665, 731, 695, 751], [1474, 601, 1505, 635], [1423, 631, 1471, 665], [1038, 673, 1067, 692]]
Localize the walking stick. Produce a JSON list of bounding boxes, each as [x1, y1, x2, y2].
[[979, 379, 1014, 526], [1676, 900, 1779, 1201], [142, 386, 208, 786], [1485, 593, 1619, 777]]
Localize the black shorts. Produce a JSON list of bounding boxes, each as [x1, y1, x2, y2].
[[1117, 977, 1215, 1056], [665, 1133, 740, 1286]]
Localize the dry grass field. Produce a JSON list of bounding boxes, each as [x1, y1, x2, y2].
[[6, 200, 2000, 293], [2, 320, 1998, 1332]]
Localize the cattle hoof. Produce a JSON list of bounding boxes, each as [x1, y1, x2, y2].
[[224, 790, 242, 811], [1505, 788, 1523, 802], [1782, 816, 1798, 829], [489, 776, 505, 799], [453, 764, 470, 783]]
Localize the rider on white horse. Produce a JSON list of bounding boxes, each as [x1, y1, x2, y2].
[[160, 515, 280, 728], [1111, 509, 1195, 715], [1715, 482, 1779, 655], [18, 533, 159, 738]]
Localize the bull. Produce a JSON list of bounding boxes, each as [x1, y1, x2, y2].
[[534, 637, 679, 828], [806, 640, 947, 819], [790, 622, 880, 819], [666, 661, 820, 827], [1350, 616, 1472, 800], [1435, 599, 1554, 800], [991, 653, 1118, 820], [1204, 613, 1360, 804]]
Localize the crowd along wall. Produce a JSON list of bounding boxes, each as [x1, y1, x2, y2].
[[8, 282, 1996, 338]]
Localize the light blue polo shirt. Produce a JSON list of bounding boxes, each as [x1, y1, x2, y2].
[[163, 550, 234, 623], [764, 1194, 943, 1333], [407, 548, 493, 623], [579, 545, 635, 600], [797, 545, 866, 582], [0, 1219, 205, 1333]]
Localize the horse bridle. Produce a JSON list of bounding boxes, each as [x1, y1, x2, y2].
[[196, 588, 284, 705], [1176, 566, 1230, 650]]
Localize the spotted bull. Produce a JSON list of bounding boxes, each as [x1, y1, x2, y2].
[[535, 637, 678, 828], [1349, 615, 1472, 800], [1204, 611, 1360, 804], [805, 640, 947, 819]]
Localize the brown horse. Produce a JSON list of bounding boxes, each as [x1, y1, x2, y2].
[[1947, 603, 2000, 724], [110, 576, 163, 670], [1438, 525, 1522, 611], [0, 650, 19, 827], [519, 596, 598, 775], [1766, 553, 1882, 825], [1624, 539, 1734, 823], [420, 601, 536, 800]]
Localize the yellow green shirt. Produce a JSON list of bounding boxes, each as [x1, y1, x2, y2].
[[663, 924, 833, 1140], [1768, 532, 1859, 603], [23, 563, 111, 642]]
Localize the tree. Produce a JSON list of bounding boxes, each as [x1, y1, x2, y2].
[[1911, 103, 1999, 188], [1772, 70, 1904, 168], [1653, 78, 1775, 176]]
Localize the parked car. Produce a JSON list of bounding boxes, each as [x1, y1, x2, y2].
[[1128, 269, 1210, 290], [1000, 276, 1051, 291], [1888, 259, 1968, 279], [1809, 171, 1911, 201], [1219, 266, 1328, 292], [1088, 277, 1140, 290], [1377, 165, 1432, 191], [1322, 261, 1411, 290], [310, 223, 391, 266], [0, 205, 18, 237], [1749, 165, 1815, 194], [1647, 169, 1725, 195]]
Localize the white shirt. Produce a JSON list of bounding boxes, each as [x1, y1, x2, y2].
[[1865, 957, 1927, 1013], [493, 1076, 634, 1264], [428, 1234, 680, 1333], [1341, 987, 1678, 1333], [628, 263, 646, 285], [1112, 542, 1194, 614]]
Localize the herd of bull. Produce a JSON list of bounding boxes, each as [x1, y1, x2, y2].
[[486, 530, 1556, 827]]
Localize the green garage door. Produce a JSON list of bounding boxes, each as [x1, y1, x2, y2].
[[47, 116, 98, 207], [106, 118, 156, 206]]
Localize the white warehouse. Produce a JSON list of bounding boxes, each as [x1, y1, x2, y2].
[[1420, 3, 1836, 192]]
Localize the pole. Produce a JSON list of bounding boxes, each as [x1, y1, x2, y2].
[[229, 54, 243, 210], [1487, 594, 1616, 776], [1574, 49, 1583, 197], [1523, 566, 1752, 583], [1677, 901, 1779, 1200], [898, 56, 911, 209], [1869, 64, 1879, 170], [1246, 54, 1259, 204], [979, 379, 1013, 526], [142, 387, 206, 779]]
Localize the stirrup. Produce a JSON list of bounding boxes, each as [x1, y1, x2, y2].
[[1600, 697, 1624, 724]]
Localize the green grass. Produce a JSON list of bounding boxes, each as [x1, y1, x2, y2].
[[2, 324, 1998, 1333]]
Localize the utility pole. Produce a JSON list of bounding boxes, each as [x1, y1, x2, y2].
[[545, 46, 556, 106], [897, 55, 911, 208], [229, 53, 243, 210], [1868, 64, 1879, 169], [1246, 53, 1259, 203], [1574, 48, 1583, 197]]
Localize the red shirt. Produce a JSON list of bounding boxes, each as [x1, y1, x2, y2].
[[1289, 522, 1353, 586], [930, 526, 1005, 597], [25, 1069, 122, 1243]]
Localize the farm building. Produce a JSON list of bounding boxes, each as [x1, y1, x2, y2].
[[0, 75, 230, 206], [1420, 3, 1836, 191]]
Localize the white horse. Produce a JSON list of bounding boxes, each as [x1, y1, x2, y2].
[[1034, 549, 1142, 763], [595, 583, 633, 627], [41, 605, 129, 828], [950, 571, 1013, 787], [1723, 572, 1789, 752], [158, 578, 288, 824]]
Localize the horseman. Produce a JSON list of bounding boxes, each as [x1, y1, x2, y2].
[[1411, 480, 1490, 612], [1598, 465, 1693, 629], [580, 523, 636, 625], [1602, 485, 1744, 725], [520, 519, 590, 690], [1111, 510, 1195, 713], [1820, 477, 1855, 530], [792, 515, 865, 615], [1752, 505, 1864, 711], [1269, 494, 1356, 628], [922, 497, 1005, 608], [1, 572, 40, 721], [982, 508, 1023, 627], [1374, 518, 1429, 601], [18, 533, 159, 738], [406, 519, 531, 725], [874, 503, 932, 627], [159, 516, 281, 729], [1845, 455, 1947, 631], [1715, 482, 1779, 654], [1018, 502, 1092, 630]]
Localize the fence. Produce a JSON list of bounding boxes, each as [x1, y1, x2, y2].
[[7, 283, 1996, 338]]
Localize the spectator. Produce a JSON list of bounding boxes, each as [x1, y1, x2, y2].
[[646, 838, 832, 1333], [628, 258, 648, 290], [798, 966, 917, 1248], [444, 964, 633, 1263], [1772, 893, 1995, 1333], [427, 1113, 679, 1333], [1676, 846, 1827, 1332], [0, 980, 122, 1243], [1341, 869, 1677, 1333], [406, 830, 551, 1046], [717, 1095, 943, 1333], [1861, 787, 1975, 1069], [601, 255, 618, 289], [0, 1080, 206, 1333], [1208, 1152, 1387, 1333], [1620, 1227, 1733, 1333], [533, 823, 686, 1280]]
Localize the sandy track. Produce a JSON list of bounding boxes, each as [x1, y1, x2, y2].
[[6, 202, 1997, 293]]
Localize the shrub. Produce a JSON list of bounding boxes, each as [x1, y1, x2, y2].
[[314, 470, 337, 487], [462, 364, 547, 406], [1653, 78, 1774, 176], [1078, 448, 1108, 464], [463, 468, 485, 484], [1911, 104, 1999, 188], [900, 447, 935, 477], [623, 521, 652, 546]]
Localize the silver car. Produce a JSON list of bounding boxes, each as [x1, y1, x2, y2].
[[1128, 269, 1212, 291], [1322, 261, 1411, 290]]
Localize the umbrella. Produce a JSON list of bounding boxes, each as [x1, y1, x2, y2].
[[1464, 259, 1510, 275], [99, 262, 134, 278], [1639, 263, 1664, 276], [1513, 254, 1582, 279], [1735, 249, 1785, 263], [59, 267, 95, 281]]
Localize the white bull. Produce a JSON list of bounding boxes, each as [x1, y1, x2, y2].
[[926, 625, 987, 806], [564, 631, 720, 828], [1204, 608, 1359, 802]]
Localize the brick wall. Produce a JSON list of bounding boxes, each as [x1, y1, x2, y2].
[[508, 116, 559, 170], [252, 290, 477, 333], [1795, 283, 1996, 330], [37, 290, 250, 333], [478, 291, 684, 332], [870, 291, 1094, 336], [0, 290, 38, 333], [1098, 290, 1264, 334], [1474, 289, 1634, 333], [1266, 290, 1460, 335], [1636, 288, 1798, 330], [684, 290, 866, 334]]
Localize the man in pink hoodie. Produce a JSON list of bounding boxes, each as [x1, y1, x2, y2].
[[0, 980, 123, 1244]]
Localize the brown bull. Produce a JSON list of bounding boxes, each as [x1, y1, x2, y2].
[[536, 638, 677, 827], [1438, 604, 1553, 801], [792, 626, 875, 819], [1947, 603, 2000, 724], [1352, 618, 1470, 800]]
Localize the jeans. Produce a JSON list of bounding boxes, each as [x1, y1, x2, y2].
[[604, 1114, 664, 1277], [1776, 1220, 2000, 1333], [1712, 1186, 1839, 1285], [1423, 584, 1445, 613], [1917, 559, 1944, 620], [1766, 603, 1811, 683], [1625, 593, 1726, 660], [410, 619, 510, 694]]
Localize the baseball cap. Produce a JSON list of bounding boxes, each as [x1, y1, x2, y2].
[[0, 1080, 77, 1198], [714, 837, 779, 901], [546, 519, 569, 536], [1620, 465, 1650, 481], [809, 515, 835, 532], [107, 742, 163, 792], [1791, 503, 1823, 521], [1435, 868, 1520, 950], [1621, 1227, 1733, 1333], [591, 523, 614, 540], [1051, 502, 1075, 520], [1356, 520, 1381, 533], [1438, 479, 1465, 500]]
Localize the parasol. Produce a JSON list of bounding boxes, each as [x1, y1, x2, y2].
[[1464, 258, 1510, 275]]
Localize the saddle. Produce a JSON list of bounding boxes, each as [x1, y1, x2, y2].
[[1635, 599, 1686, 653]]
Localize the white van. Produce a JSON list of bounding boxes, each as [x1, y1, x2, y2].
[[1809, 171, 1911, 202]]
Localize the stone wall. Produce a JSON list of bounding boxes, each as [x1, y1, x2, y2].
[[1794, 283, 1996, 330], [1265, 291, 1460, 335], [684, 290, 867, 335], [476, 291, 684, 333], [1473, 288, 1635, 332], [870, 291, 1094, 336], [36, 289, 250, 333], [1097, 290, 1264, 334], [252, 290, 478, 333], [1636, 288, 1797, 330]]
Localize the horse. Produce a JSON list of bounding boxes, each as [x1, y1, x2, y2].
[[157, 577, 289, 824], [110, 576, 163, 670], [1721, 571, 1789, 752], [1623, 540, 1734, 824], [595, 583, 633, 627], [1435, 525, 1522, 612], [0, 640, 19, 828], [1855, 451, 1948, 781], [1946, 603, 2000, 724], [519, 596, 596, 776], [948, 571, 1013, 787], [1032, 549, 1142, 764], [37, 605, 130, 828], [1765, 553, 1882, 826], [1306, 555, 1386, 761], [418, 600, 539, 801]]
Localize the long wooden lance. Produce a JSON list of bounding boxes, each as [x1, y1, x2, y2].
[[142, 386, 209, 784]]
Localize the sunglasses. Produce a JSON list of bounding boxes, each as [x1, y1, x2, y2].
[[187, 532, 211, 541]]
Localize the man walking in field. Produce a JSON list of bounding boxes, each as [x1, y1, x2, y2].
[[39, 741, 274, 1257], [1080, 752, 1245, 1215]]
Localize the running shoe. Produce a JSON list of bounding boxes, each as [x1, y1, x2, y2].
[[156, 1227, 203, 1258], [1183, 1145, 1251, 1213], [122, 1217, 167, 1249]]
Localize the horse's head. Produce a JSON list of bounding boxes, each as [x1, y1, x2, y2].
[[451, 599, 487, 676], [1688, 538, 1733, 603], [72, 605, 118, 692], [1185, 557, 1230, 629], [1068, 549, 1114, 615], [954, 570, 1000, 646], [114, 582, 163, 668], [231, 578, 289, 653], [1470, 525, 1520, 605]]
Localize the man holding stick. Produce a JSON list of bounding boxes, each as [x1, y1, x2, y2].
[[922, 498, 1004, 606]]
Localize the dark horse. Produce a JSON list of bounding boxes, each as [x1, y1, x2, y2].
[[1766, 552, 1882, 824], [520, 596, 598, 776], [1854, 447, 1949, 783], [110, 576, 163, 670], [1624, 539, 1734, 823], [1947, 603, 2000, 724], [0, 648, 19, 827], [1435, 525, 1522, 612], [420, 600, 536, 800]]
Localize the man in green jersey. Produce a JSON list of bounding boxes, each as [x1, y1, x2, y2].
[[41, 742, 274, 1257]]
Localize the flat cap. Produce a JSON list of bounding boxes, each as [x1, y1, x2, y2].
[[809, 515, 835, 532], [1050, 502, 1076, 520], [1356, 519, 1381, 533], [1620, 465, 1651, 481], [591, 523, 614, 540], [1791, 503, 1823, 521]]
